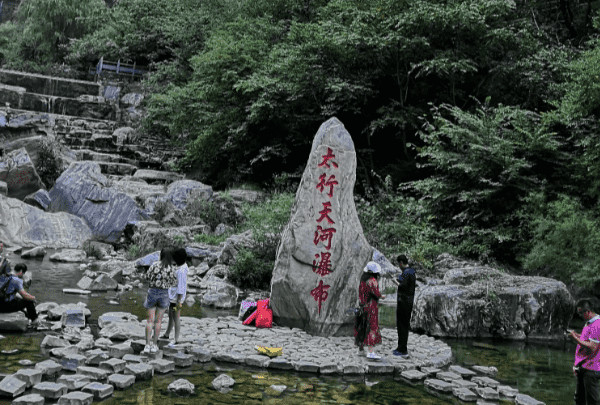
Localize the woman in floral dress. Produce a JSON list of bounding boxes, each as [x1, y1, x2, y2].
[[142, 248, 177, 354], [354, 261, 386, 360]]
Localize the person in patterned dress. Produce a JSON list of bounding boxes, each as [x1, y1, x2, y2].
[[354, 261, 386, 360]]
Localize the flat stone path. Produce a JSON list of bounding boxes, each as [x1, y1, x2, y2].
[[1, 314, 546, 405]]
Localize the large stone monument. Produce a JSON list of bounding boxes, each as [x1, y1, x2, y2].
[[270, 117, 373, 337]]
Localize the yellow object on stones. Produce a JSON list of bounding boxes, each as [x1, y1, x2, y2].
[[255, 346, 283, 357]]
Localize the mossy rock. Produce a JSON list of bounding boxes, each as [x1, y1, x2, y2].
[[264, 386, 284, 397]]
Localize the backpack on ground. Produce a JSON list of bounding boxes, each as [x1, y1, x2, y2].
[[0, 275, 13, 301]]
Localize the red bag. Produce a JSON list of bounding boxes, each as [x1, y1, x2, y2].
[[243, 309, 258, 326], [255, 299, 272, 328]]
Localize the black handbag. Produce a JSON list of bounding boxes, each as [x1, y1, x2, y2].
[[242, 305, 257, 322], [354, 303, 370, 346]]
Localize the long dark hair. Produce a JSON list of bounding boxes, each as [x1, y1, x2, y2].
[[159, 248, 174, 267], [360, 272, 379, 284]]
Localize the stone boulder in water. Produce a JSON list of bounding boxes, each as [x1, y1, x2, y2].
[[0, 194, 93, 249], [0, 148, 46, 200], [48, 161, 149, 243], [270, 117, 373, 337]]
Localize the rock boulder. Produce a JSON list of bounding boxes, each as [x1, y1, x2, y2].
[[23, 189, 51, 210], [48, 161, 149, 243], [0, 147, 46, 200], [0, 311, 29, 332], [270, 117, 373, 337]]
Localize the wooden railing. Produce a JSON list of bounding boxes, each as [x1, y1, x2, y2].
[[89, 57, 149, 82]]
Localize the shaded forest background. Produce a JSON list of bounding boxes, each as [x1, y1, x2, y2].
[[2, 0, 600, 297]]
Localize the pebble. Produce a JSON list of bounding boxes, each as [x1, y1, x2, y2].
[[2, 349, 19, 354], [18, 359, 34, 366]]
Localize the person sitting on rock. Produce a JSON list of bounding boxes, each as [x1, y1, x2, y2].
[[0, 263, 39, 326], [141, 248, 178, 354], [162, 247, 188, 347], [354, 261, 386, 360]]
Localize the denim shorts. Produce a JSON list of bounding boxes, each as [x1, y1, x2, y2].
[[143, 288, 170, 309]]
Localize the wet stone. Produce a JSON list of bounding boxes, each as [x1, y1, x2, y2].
[[149, 359, 175, 374], [245, 355, 270, 368], [82, 382, 114, 399], [18, 360, 34, 366], [35, 360, 62, 377], [515, 393, 546, 405], [59, 354, 87, 371], [12, 394, 45, 405], [453, 387, 477, 402], [14, 368, 43, 388], [56, 375, 91, 391], [498, 385, 519, 398], [167, 352, 194, 367], [342, 362, 365, 374], [32, 382, 68, 399], [57, 390, 94, 405], [449, 365, 477, 379], [0, 375, 27, 397], [212, 350, 244, 364], [84, 349, 109, 366], [472, 365, 498, 376], [167, 378, 194, 395], [424, 379, 454, 393], [122, 354, 146, 364], [50, 346, 81, 359], [476, 386, 499, 400], [472, 376, 501, 388], [75, 366, 109, 381], [188, 347, 211, 362], [436, 371, 463, 382], [319, 361, 341, 374], [293, 361, 319, 373], [124, 363, 153, 380], [41, 335, 70, 348], [268, 357, 293, 370], [107, 374, 135, 389], [108, 343, 133, 359], [400, 370, 427, 382], [99, 358, 126, 373], [366, 360, 395, 374]]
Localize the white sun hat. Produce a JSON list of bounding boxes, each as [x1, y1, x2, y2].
[[363, 261, 382, 273]]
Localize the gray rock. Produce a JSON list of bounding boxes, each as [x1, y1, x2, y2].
[[472, 365, 498, 376], [59, 354, 87, 371], [11, 394, 45, 405], [35, 360, 62, 376], [292, 361, 319, 373], [453, 387, 477, 402], [167, 378, 195, 395], [244, 355, 270, 368], [227, 189, 265, 205], [0, 148, 45, 200], [271, 117, 373, 337], [63, 289, 92, 295], [424, 378, 454, 393], [36, 302, 59, 313], [48, 161, 150, 243], [56, 390, 94, 405], [498, 384, 519, 398], [56, 375, 91, 391], [75, 366, 109, 381], [472, 376, 501, 388], [0, 180, 6, 196], [107, 374, 135, 389], [48, 304, 90, 321], [515, 393, 546, 405], [420, 367, 441, 377], [167, 352, 194, 367], [366, 360, 395, 374], [165, 180, 213, 210], [201, 282, 239, 309], [93, 338, 113, 349], [21, 246, 47, 258], [211, 374, 235, 393], [400, 370, 427, 382], [23, 189, 51, 211], [31, 382, 68, 399], [14, 369, 42, 388], [267, 357, 293, 370], [449, 365, 477, 379], [99, 358, 127, 373], [451, 379, 478, 390], [0, 311, 29, 332], [0, 375, 27, 397], [436, 371, 463, 382], [81, 382, 114, 399], [149, 359, 174, 374], [107, 343, 133, 359], [212, 351, 244, 364], [97, 312, 138, 328], [99, 321, 145, 340], [49, 249, 87, 262], [41, 335, 70, 348], [124, 363, 153, 380], [188, 346, 211, 362], [61, 309, 86, 328], [475, 386, 499, 400], [84, 349, 109, 366], [121, 354, 145, 364]]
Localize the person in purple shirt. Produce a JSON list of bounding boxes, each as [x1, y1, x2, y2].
[[0, 262, 38, 325], [569, 299, 600, 405], [392, 254, 415, 358]]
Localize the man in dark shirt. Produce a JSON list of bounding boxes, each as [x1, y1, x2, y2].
[[392, 254, 416, 357], [0, 262, 38, 325]]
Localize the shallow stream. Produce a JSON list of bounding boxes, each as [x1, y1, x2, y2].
[[0, 249, 581, 404]]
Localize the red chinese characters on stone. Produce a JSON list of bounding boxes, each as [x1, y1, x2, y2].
[[318, 147, 338, 169], [310, 280, 331, 314], [316, 173, 338, 198], [312, 252, 333, 276], [314, 225, 336, 250], [316, 202, 335, 224]]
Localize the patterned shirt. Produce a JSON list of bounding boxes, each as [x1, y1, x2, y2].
[[575, 315, 600, 371], [168, 263, 188, 303], [0, 274, 22, 302], [144, 262, 177, 290]]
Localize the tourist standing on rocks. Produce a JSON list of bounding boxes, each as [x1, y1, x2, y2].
[[570, 299, 600, 405], [392, 254, 415, 358], [141, 248, 178, 354], [162, 247, 188, 347], [0, 263, 39, 326], [354, 261, 386, 360]]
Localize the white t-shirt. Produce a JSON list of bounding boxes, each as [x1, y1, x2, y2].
[[168, 263, 188, 303]]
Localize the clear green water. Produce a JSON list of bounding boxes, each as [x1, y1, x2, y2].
[[0, 251, 580, 404]]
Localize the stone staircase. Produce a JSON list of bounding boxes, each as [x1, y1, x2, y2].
[[0, 68, 186, 185]]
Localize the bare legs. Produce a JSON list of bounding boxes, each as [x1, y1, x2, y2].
[[164, 306, 181, 343], [145, 307, 166, 347]]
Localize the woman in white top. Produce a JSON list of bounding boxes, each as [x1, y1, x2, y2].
[[162, 247, 188, 347]]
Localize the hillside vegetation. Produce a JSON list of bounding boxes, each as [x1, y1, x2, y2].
[[2, 0, 600, 294]]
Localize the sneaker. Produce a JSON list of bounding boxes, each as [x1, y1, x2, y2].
[[393, 350, 409, 357], [367, 352, 382, 360], [357, 348, 364, 355], [142, 344, 152, 354], [166, 341, 178, 348], [149, 344, 159, 354]]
